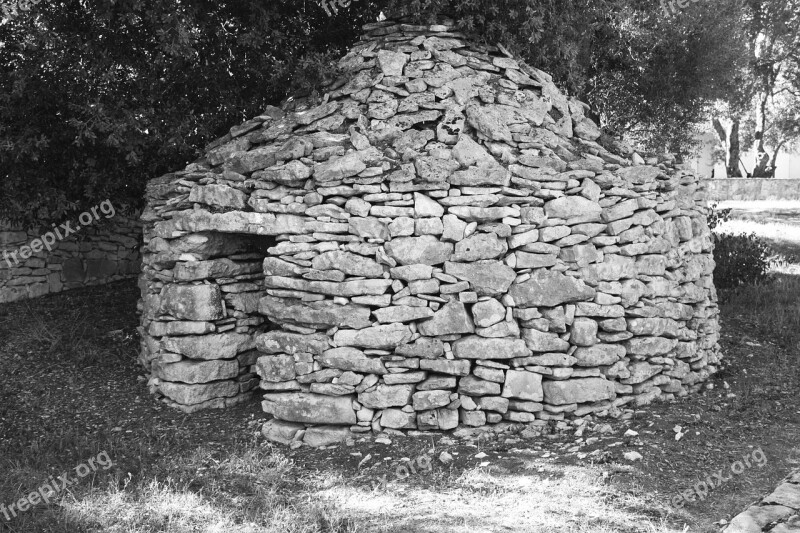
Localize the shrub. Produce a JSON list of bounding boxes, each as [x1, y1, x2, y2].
[[713, 232, 773, 290], [707, 202, 731, 231]]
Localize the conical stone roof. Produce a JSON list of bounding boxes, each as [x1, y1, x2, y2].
[[139, 18, 721, 441]]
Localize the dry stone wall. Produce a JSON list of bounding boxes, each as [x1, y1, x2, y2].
[[1, 216, 141, 304], [708, 178, 800, 202], [139, 18, 722, 444]]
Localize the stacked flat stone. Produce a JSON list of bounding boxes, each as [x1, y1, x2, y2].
[[1, 217, 141, 304], [724, 470, 800, 532], [138, 18, 722, 440]]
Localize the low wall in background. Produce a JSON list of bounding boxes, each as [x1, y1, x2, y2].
[[707, 179, 800, 202], [0, 213, 142, 304]]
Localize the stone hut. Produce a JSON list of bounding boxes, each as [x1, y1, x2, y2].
[[138, 18, 722, 446]]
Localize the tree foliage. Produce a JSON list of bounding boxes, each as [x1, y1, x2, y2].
[[711, 0, 800, 177], [0, 0, 381, 226], [0, 0, 768, 225], [383, 0, 750, 152]]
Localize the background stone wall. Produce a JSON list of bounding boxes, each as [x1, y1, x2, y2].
[[139, 19, 722, 446], [1, 216, 141, 304], [708, 178, 800, 202]]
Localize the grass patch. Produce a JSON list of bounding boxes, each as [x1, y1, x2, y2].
[[716, 273, 800, 351]]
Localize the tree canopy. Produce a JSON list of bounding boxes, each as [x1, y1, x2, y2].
[[1, 0, 792, 225], [0, 0, 377, 226]]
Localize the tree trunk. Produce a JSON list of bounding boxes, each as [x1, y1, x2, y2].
[[728, 119, 743, 177], [768, 140, 785, 177], [752, 91, 770, 176]]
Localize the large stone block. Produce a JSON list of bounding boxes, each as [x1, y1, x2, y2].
[[156, 359, 238, 384], [573, 344, 626, 366], [160, 284, 224, 321], [417, 408, 458, 430], [444, 260, 515, 296], [262, 392, 357, 425], [385, 235, 454, 265], [174, 258, 262, 281], [412, 390, 451, 411], [256, 355, 296, 383], [163, 333, 252, 360], [542, 378, 616, 405], [396, 337, 444, 359], [522, 328, 570, 352], [625, 337, 679, 356], [452, 233, 508, 261], [458, 376, 501, 396], [419, 359, 471, 376], [510, 271, 595, 308], [373, 306, 434, 323], [334, 324, 414, 350], [303, 426, 351, 447], [62, 258, 85, 282], [264, 276, 392, 297], [188, 184, 248, 209], [349, 217, 390, 240], [544, 196, 602, 222], [452, 336, 530, 360], [160, 380, 239, 405], [256, 331, 329, 355], [358, 384, 414, 409], [501, 370, 543, 401], [319, 347, 388, 374], [311, 251, 384, 278], [418, 300, 474, 336], [261, 419, 305, 445], [471, 298, 505, 328], [314, 152, 367, 182], [258, 296, 371, 330], [380, 408, 417, 429]]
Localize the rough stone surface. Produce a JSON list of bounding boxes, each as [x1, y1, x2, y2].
[[723, 470, 800, 533], [262, 393, 356, 425], [1, 214, 141, 305], [385, 236, 454, 266], [303, 426, 352, 447], [138, 16, 721, 441], [359, 384, 415, 409], [542, 378, 616, 405], [261, 419, 304, 445], [319, 347, 388, 374], [418, 300, 474, 336], [510, 271, 595, 308], [502, 370, 543, 401]]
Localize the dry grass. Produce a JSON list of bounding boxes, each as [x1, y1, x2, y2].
[[716, 273, 800, 350], [713, 203, 800, 348], [321, 459, 688, 533], [714, 204, 800, 271], [1, 433, 692, 533], [60, 447, 357, 533]]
